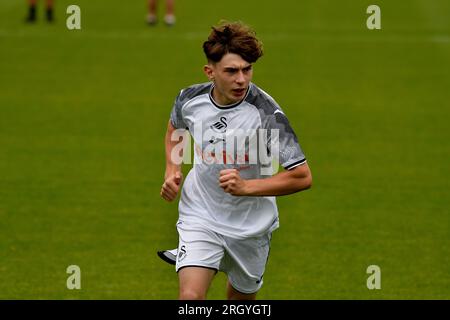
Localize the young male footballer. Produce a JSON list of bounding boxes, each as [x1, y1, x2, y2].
[[160, 21, 312, 300]]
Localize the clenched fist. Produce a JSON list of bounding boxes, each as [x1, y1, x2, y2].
[[219, 169, 248, 196], [161, 172, 183, 202]]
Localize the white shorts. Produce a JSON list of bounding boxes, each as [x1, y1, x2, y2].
[[175, 221, 272, 294]]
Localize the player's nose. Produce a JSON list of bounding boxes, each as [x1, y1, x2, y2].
[[235, 71, 245, 84]]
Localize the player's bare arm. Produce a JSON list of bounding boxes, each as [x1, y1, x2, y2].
[[219, 164, 312, 196], [160, 120, 184, 202]]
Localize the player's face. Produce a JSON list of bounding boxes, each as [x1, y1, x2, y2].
[[205, 53, 253, 105]]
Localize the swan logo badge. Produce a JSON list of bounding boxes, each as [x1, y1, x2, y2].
[[210, 117, 227, 133], [209, 117, 227, 144]]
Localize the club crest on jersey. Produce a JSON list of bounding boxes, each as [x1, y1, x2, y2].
[[210, 117, 227, 133]]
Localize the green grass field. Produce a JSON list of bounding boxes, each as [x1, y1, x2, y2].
[[0, 0, 449, 299]]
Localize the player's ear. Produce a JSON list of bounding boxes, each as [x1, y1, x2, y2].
[[203, 64, 215, 82]]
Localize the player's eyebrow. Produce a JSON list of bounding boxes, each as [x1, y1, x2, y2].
[[223, 65, 252, 72]]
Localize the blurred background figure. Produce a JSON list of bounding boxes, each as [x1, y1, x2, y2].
[[147, 0, 176, 26], [25, 0, 54, 23]]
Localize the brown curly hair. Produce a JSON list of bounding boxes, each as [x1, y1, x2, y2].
[[203, 21, 263, 63]]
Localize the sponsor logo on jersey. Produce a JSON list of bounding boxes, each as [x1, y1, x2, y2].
[[208, 136, 225, 144]]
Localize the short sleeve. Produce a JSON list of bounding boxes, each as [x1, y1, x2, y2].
[[264, 109, 306, 170], [169, 90, 188, 129]]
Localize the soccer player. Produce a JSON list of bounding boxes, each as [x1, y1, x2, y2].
[[147, 0, 176, 26], [25, 0, 54, 23], [160, 21, 312, 300]]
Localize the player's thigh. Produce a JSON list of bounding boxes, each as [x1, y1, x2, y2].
[[176, 222, 224, 271], [223, 233, 272, 294], [176, 222, 224, 299], [178, 266, 217, 300]]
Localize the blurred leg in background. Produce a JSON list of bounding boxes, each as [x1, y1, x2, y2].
[[25, 0, 54, 23], [164, 0, 175, 26], [147, 0, 176, 26], [45, 0, 54, 23], [25, 0, 37, 22], [147, 0, 157, 25]]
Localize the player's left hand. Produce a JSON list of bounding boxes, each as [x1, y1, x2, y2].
[[219, 169, 248, 196]]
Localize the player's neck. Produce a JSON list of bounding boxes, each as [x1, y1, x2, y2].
[[211, 87, 233, 106]]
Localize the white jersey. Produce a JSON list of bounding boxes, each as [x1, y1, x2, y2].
[[170, 82, 306, 239]]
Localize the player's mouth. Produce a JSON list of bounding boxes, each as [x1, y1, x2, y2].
[[232, 88, 246, 97]]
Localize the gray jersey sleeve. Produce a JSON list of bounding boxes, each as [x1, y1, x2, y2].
[[169, 83, 212, 129], [169, 90, 188, 129], [265, 109, 306, 170], [248, 85, 306, 170]]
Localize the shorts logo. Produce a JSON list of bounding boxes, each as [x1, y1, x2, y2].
[[178, 245, 187, 262]]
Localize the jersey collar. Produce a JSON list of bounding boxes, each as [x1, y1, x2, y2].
[[209, 83, 252, 109]]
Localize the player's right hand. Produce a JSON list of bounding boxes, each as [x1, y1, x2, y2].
[[160, 172, 183, 202]]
